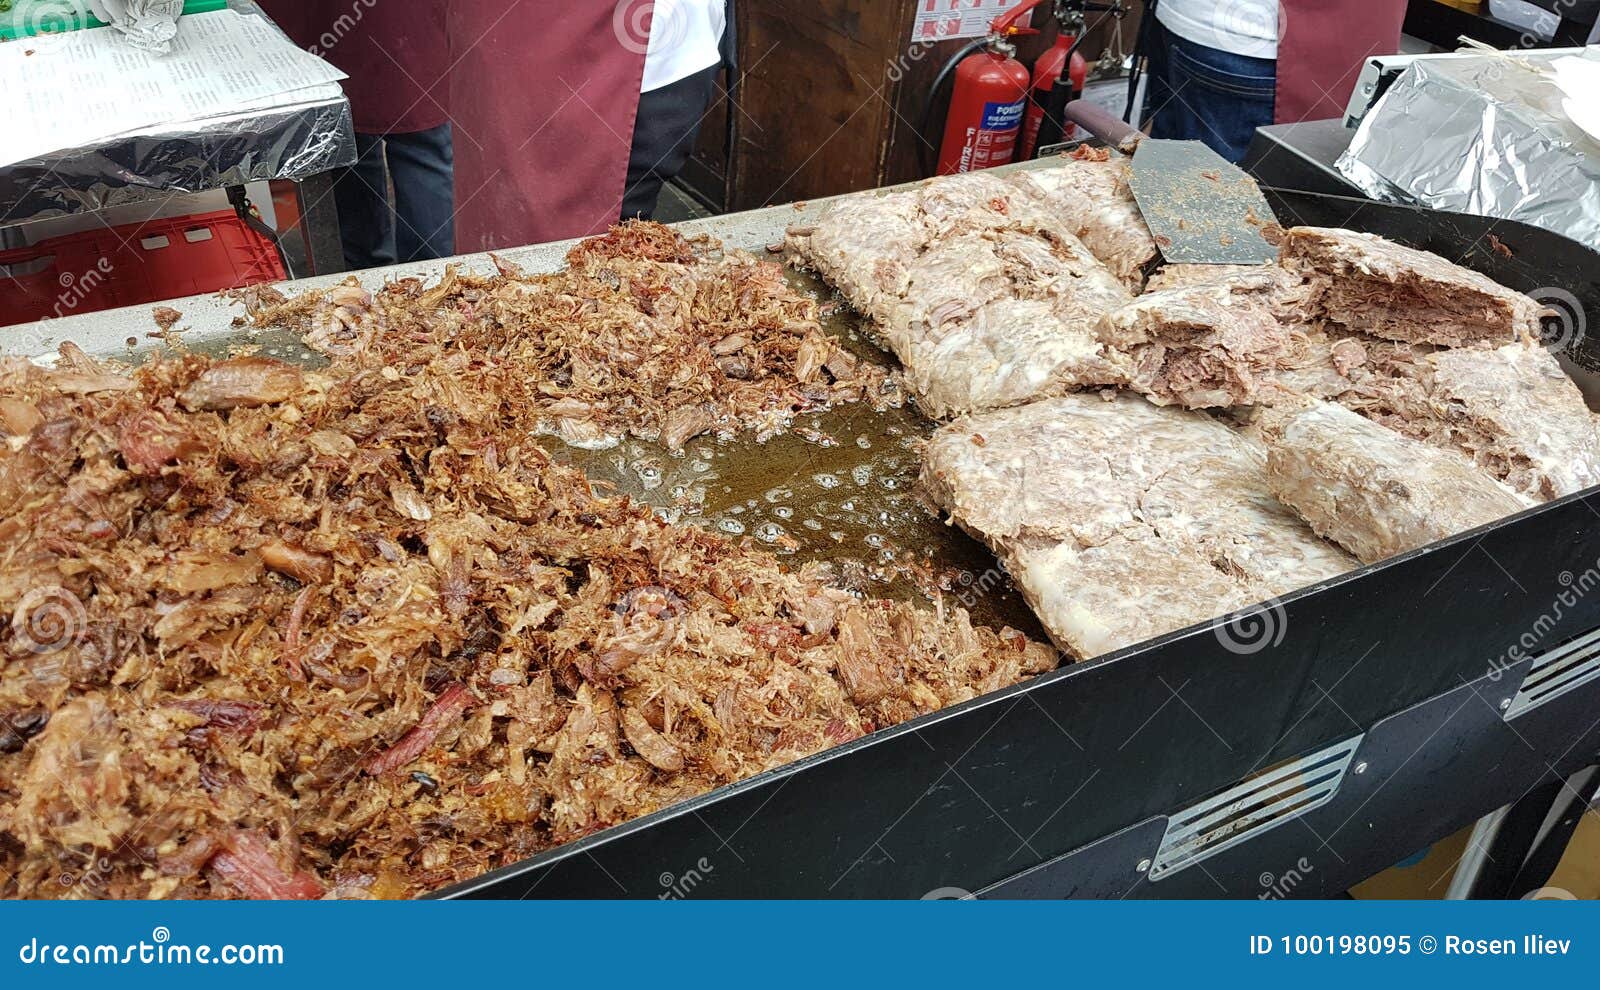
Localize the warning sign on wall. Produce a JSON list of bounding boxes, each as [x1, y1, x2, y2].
[[910, 0, 1035, 43]]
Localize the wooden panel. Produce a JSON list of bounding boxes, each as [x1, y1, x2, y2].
[[725, 0, 910, 209], [681, 70, 733, 212], [679, 1, 1154, 211]]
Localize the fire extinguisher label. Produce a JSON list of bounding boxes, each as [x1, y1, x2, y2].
[[965, 99, 1024, 170]]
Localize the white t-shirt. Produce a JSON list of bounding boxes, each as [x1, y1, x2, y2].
[[640, 0, 727, 93], [1156, 0, 1281, 60]]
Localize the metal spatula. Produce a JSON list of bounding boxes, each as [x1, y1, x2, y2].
[[1062, 100, 1279, 265]]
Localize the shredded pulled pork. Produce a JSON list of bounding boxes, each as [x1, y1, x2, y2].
[[0, 232, 1053, 899], [246, 222, 900, 451]]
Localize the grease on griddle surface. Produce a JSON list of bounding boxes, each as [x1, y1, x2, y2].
[[542, 280, 1044, 639]]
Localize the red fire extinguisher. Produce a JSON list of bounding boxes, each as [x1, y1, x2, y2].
[[934, 31, 1032, 175], [1020, 17, 1091, 160]]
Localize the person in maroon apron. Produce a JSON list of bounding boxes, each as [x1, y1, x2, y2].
[[446, 3, 646, 254], [1274, 0, 1407, 125], [259, 1, 455, 268], [447, 1, 731, 254], [1144, 0, 1406, 163]]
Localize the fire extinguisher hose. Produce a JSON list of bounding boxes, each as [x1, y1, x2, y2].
[[917, 37, 993, 178]]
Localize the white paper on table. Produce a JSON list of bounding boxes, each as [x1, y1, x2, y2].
[[1552, 55, 1600, 145], [0, 9, 347, 168]]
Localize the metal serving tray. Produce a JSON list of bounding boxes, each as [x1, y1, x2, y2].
[[11, 178, 1600, 899]]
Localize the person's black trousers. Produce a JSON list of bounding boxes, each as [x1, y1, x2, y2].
[[332, 123, 455, 270], [622, 63, 723, 221]]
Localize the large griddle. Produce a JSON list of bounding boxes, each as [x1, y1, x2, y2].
[[14, 171, 1600, 899], [452, 189, 1600, 899]]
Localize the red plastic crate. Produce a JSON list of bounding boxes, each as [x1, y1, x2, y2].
[[0, 209, 287, 328]]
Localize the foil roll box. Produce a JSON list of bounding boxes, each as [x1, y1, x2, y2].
[[1338, 50, 1600, 250]]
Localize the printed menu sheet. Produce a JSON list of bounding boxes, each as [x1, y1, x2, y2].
[[0, 9, 346, 167]]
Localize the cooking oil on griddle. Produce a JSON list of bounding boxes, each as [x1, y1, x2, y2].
[[541, 273, 1045, 638]]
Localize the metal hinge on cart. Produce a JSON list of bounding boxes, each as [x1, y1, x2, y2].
[[1146, 735, 1365, 882], [1504, 625, 1600, 720]]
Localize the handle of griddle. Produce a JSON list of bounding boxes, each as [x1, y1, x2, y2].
[[1063, 99, 1142, 155]]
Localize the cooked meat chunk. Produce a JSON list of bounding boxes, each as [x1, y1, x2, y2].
[[1022, 153, 1159, 290], [885, 227, 1133, 416], [788, 170, 1134, 418], [151, 306, 183, 332], [1098, 282, 1293, 407], [1338, 342, 1600, 501], [920, 394, 1356, 658], [1258, 399, 1530, 564], [1280, 226, 1543, 346], [177, 357, 306, 411]]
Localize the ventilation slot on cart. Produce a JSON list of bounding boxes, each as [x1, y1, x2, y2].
[[1505, 626, 1600, 720], [1147, 735, 1363, 881]]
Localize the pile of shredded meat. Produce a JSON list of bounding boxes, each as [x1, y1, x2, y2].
[[246, 222, 901, 451], [0, 227, 1055, 901]]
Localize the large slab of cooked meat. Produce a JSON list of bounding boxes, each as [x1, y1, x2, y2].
[[1280, 226, 1544, 346], [1139, 250, 1596, 500], [0, 226, 1058, 901], [1258, 399, 1530, 565], [919, 394, 1357, 658], [1098, 279, 1294, 408], [1021, 151, 1159, 291], [1338, 342, 1600, 501], [786, 170, 1134, 418]]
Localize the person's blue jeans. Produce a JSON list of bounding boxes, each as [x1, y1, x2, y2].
[[1146, 22, 1276, 164], [332, 123, 455, 270]]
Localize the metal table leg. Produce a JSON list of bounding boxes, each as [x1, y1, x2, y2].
[[1448, 767, 1600, 899], [268, 172, 346, 278], [1444, 807, 1510, 900], [1470, 767, 1599, 899]]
